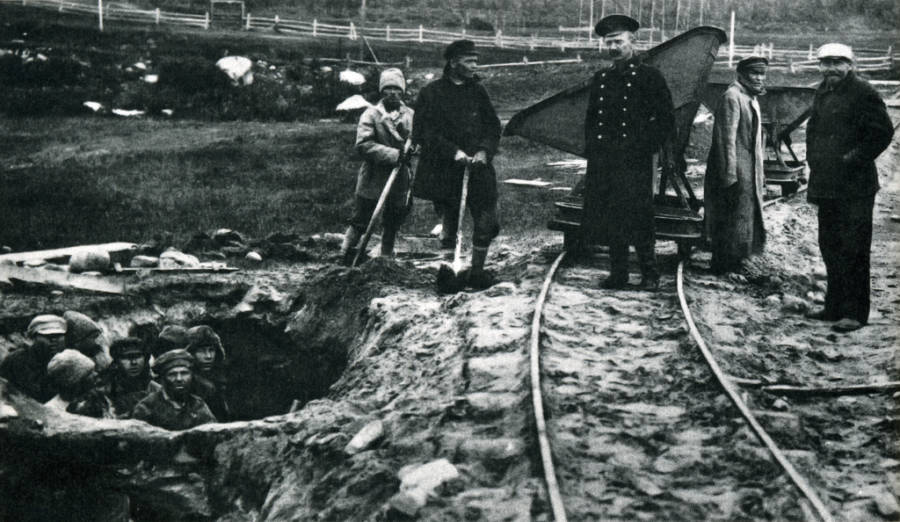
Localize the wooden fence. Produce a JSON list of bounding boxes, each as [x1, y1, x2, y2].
[[2, 0, 896, 72]]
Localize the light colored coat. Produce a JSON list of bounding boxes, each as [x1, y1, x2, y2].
[[354, 101, 413, 205], [704, 81, 766, 262]]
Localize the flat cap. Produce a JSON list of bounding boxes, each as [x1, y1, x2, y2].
[[47, 349, 95, 390], [595, 14, 639, 37], [817, 43, 853, 62], [737, 56, 769, 72], [444, 39, 478, 60], [152, 348, 194, 375], [63, 311, 102, 345], [28, 314, 67, 337]]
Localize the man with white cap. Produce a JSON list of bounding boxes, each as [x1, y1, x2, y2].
[[45, 348, 113, 418], [340, 67, 414, 264], [583, 15, 675, 291], [705, 56, 769, 274], [0, 314, 67, 402], [806, 43, 894, 333]]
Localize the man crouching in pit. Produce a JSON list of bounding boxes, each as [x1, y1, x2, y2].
[[107, 337, 160, 418], [340, 68, 414, 265], [132, 349, 216, 431]]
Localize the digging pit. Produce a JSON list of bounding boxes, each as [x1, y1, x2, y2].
[[0, 255, 544, 521]]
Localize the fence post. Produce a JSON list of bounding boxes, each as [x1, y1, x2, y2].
[[155, 7, 160, 25], [888, 45, 894, 68], [58, 0, 63, 13], [768, 42, 773, 60], [808, 43, 813, 60], [418, 24, 423, 43], [495, 29, 502, 48], [312, 19, 317, 36], [405, 55, 411, 68], [204, 11, 209, 30], [97, 0, 103, 31], [245, 12, 250, 30], [728, 10, 735, 68], [274, 14, 279, 30], [349, 21, 356, 40], [386, 25, 390, 41]]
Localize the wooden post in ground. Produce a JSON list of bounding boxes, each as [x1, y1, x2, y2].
[[245, 12, 251, 30], [312, 19, 317, 36], [386, 25, 390, 41], [97, 0, 103, 31], [418, 24, 423, 43], [588, 0, 593, 42], [204, 11, 209, 30], [155, 7, 160, 25], [728, 10, 735, 68]]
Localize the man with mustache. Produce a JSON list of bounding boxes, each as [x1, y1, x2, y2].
[[582, 15, 675, 291], [132, 349, 216, 430], [704, 56, 769, 274], [805, 43, 894, 333]]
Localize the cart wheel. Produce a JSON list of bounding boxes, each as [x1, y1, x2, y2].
[[782, 182, 799, 197], [677, 240, 693, 262]]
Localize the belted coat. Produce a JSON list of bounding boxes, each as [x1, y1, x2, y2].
[[704, 81, 766, 260], [355, 101, 414, 207], [411, 74, 502, 209], [581, 55, 675, 243]]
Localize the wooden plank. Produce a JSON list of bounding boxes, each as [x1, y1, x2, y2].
[[114, 266, 240, 274], [0, 264, 126, 294], [0, 242, 137, 264]]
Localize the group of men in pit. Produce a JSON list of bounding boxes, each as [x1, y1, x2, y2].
[[343, 14, 893, 333], [0, 313, 229, 431]]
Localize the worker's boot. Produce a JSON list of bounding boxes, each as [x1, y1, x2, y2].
[[636, 242, 659, 292], [380, 226, 397, 258], [340, 226, 360, 266], [602, 242, 629, 289], [468, 245, 496, 290]]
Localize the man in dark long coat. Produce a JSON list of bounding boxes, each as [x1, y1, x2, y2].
[[806, 43, 894, 333], [704, 56, 768, 274], [582, 15, 675, 291], [412, 39, 502, 289]]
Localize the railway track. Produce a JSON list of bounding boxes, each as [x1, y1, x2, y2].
[[529, 187, 838, 521]]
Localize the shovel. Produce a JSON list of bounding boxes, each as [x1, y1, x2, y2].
[[436, 163, 471, 294], [352, 142, 412, 267]]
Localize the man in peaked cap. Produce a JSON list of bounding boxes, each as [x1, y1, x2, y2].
[[108, 337, 161, 417], [705, 56, 769, 275], [0, 314, 67, 402], [805, 43, 894, 333], [582, 15, 675, 291], [340, 67, 415, 264], [412, 39, 503, 289], [132, 349, 216, 430]]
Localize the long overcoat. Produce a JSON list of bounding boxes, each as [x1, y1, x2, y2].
[[411, 74, 502, 209], [581, 55, 675, 244], [354, 101, 414, 207], [704, 81, 766, 260]]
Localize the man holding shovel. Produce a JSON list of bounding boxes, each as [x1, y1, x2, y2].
[[340, 68, 415, 265], [412, 39, 502, 291]]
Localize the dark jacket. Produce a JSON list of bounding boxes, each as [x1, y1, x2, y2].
[[109, 371, 162, 418], [192, 371, 230, 422], [581, 55, 675, 242], [132, 388, 217, 431], [806, 71, 894, 200], [411, 75, 502, 207], [704, 81, 766, 259], [0, 345, 56, 402]]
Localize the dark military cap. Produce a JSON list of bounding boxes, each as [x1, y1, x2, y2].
[[110, 337, 148, 359], [595, 14, 640, 37], [152, 348, 194, 375], [737, 56, 769, 72], [444, 39, 478, 61]]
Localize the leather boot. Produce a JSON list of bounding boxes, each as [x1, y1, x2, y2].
[[468, 245, 496, 289], [340, 226, 360, 266], [380, 227, 397, 258], [636, 242, 659, 291]]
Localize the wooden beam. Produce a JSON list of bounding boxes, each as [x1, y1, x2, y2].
[[0, 243, 137, 264], [0, 264, 126, 294]]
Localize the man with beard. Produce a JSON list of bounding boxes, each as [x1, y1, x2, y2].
[[582, 15, 675, 291], [185, 325, 231, 421], [412, 39, 502, 289], [704, 56, 769, 274], [107, 337, 161, 417], [0, 315, 68, 402], [340, 68, 414, 264], [805, 43, 894, 333], [132, 349, 216, 430]]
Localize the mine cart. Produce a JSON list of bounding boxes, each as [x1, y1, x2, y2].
[[505, 27, 727, 258], [703, 82, 817, 197]]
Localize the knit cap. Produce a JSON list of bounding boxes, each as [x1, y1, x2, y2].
[[63, 311, 102, 345], [379, 68, 406, 93], [47, 349, 95, 391], [152, 348, 194, 375]]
